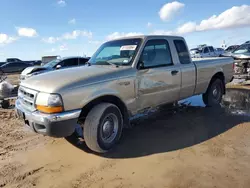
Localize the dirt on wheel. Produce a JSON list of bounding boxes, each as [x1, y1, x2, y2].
[[1, 88, 250, 188]]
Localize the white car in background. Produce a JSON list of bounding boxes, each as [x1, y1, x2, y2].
[[190, 46, 217, 58]]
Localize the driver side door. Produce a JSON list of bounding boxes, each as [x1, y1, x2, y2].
[[136, 39, 181, 110]]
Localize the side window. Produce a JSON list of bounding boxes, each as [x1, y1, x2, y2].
[[63, 58, 79, 67], [209, 47, 214, 52], [203, 47, 209, 53], [174, 40, 191, 64], [140, 39, 173, 69], [79, 58, 89, 65]]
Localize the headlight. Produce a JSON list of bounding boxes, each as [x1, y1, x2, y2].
[[35, 93, 63, 113]]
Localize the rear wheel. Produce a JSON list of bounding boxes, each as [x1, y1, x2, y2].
[[202, 78, 224, 107], [82, 103, 123, 153]]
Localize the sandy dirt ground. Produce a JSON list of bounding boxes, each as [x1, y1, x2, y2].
[[5, 73, 20, 86], [1, 86, 250, 188]]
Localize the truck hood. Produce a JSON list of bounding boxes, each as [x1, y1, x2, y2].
[[21, 66, 49, 75], [21, 65, 131, 93]]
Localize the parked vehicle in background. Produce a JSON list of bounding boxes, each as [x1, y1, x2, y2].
[[20, 56, 90, 81], [225, 45, 239, 53], [215, 48, 225, 57], [190, 48, 201, 58], [221, 45, 240, 57], [0, 58, 41, 66], [41, 56, 59, 66], [191, 46, 217, 58], [0, 62, 32, 73], [16, 35, 234, 153], [231, 41, 250, 80]]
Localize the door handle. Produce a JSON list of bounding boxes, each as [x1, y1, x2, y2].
[[171, 70, 179, 75]]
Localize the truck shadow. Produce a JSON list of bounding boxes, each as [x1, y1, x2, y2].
[[66, 88, 250, 159]]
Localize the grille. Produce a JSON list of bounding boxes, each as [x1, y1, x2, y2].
[[18, 86, 38, 111]]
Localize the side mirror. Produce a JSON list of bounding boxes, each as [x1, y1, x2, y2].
[[56, 65, 62, 69], [138, 60, 145, 70]]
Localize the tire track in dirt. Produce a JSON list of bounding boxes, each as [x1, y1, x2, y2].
[[0, 165, 44, 187], [64, 159, 118, 188]]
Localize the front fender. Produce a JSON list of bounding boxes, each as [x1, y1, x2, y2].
[[80, 88, 122, 108], [61, 76, 136, 112]]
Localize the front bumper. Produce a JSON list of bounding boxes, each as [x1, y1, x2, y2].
[[15, 100, 81, 137]]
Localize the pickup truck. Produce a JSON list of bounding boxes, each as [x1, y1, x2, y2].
[[190, 46, 217, 58], [16, 35, 234, 153]]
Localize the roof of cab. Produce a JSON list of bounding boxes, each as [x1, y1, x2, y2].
[[108, 35, 184, 41]]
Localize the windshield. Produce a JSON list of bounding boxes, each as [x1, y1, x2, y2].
[[233, 44, 250, 54], [43, 59, 60, 68], [89, 38, 142, 66]]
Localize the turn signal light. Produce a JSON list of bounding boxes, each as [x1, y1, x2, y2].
[[36, 105, 63, 114]]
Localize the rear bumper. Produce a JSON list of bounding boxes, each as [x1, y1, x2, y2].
[[15, 100, 81, 137]]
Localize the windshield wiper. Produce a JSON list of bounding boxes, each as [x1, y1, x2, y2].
[[95, 61, 119, 67]]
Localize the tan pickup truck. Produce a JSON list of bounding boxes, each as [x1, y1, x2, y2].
[[16, 35, 234, 153]]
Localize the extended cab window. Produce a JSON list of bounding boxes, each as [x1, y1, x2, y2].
[[203, 47, 209, 53], [140, 39, 173, 69], [174, 40, 191, 64]]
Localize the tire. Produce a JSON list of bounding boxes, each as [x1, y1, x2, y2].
[[83, 103, 123, 153], [202, 78, 224, 107], [1, 100, 10, 109]]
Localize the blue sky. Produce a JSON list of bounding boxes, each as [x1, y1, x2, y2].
[[0, 0, 250, 61]]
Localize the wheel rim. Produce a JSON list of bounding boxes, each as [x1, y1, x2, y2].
[[100, 113, 119, 144], [212, 84, 221, 102]]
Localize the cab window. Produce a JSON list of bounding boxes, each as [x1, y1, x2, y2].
[[209, 47, 214, 52], [139, 39, 173, 69], [174, 40, 191, 64], [203, 47, 209, 53]]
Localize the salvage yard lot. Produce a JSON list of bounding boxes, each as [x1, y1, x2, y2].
[[1, 85, 250, 187]]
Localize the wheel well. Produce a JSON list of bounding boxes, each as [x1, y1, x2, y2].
[[78, 95, 130, 128], [209, 72, 225, 94]]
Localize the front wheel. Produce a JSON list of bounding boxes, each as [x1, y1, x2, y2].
[[202, 79, 224, 107], [82, 103, 123, 153]]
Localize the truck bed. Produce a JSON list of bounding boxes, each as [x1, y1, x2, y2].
[[192, 57, 234, 95], [192, 57, 233, 64]]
